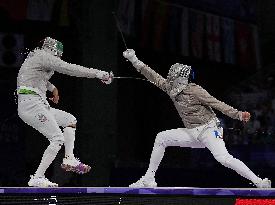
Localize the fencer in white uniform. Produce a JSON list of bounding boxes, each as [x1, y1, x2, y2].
[[17, 37, 113, 187], [123, 49, 271, 188]]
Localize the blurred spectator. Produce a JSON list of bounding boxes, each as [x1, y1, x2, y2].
[[225, 69, 275, 145], [245, 113, 260, 134]]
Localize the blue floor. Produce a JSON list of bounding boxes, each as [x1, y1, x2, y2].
[[0, 187, 275, 196]]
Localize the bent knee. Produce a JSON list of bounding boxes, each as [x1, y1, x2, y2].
[[155, 131, 168, 146], [68, 123, 76, 128], [51, 134, 65, 145], [48, 134, 64, 153], [66, 115, 77, 128]]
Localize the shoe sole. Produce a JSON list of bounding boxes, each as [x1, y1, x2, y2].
[[129, 182, 157, 188], [61, 163, 91, 174], [28, 182, 58, 187], [262, 180, 271, 188]]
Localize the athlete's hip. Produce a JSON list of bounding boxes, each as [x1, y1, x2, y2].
[[18, 94, 50, 114], [186, 118, 221, 141]]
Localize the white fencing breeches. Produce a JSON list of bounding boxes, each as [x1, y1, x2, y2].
[[18, 95, 77, 139], [17, 94, 77, 177], [145, 119, 261, 185]]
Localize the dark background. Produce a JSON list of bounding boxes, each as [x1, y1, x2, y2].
[[0, 0, 275, 188]]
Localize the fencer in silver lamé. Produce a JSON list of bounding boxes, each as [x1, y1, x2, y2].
[[166, 63, 191, 85]]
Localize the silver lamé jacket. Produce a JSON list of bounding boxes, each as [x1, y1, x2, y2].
[[139, 65, 242, 129]]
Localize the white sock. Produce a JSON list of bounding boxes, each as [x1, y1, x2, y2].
[[144, 143, 166, 179], [63, 127, 76, 158]]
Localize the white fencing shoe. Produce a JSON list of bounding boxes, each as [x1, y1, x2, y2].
[[255, 178, 271, 188], [61, 156, 91, 174], [28, 175, 58, 187], [129, 176, 157, 188]]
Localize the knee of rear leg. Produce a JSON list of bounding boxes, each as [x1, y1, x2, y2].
[[49, 134, 65, 152], [214, 154, 234, 167]]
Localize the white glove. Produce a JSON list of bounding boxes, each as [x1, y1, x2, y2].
[[123, 49, 138, 63], [123, 49, 145, 71], [101, 71, 114, 85], [96, 71, 110, 80]]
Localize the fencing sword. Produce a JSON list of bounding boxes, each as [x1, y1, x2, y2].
[[112, 12, 128, 50], [107, 71, 149, 82], [113, 76, 149, 81], [111, 12, 149, 82]]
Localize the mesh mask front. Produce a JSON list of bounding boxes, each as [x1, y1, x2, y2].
[[167, 63, 191, 86]]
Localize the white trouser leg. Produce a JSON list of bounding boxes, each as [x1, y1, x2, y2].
[[50, 108, 91, 173], [199, 120, 261, 185], [36, 139, 63, 177], [17, 95, 64, 177], [50, 108, 77, 158], [145, 128, 204, 179], [50, 108, 77, 128]]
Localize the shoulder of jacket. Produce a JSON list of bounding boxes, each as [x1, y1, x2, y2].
[[188, 83, 200, 89], [192, 83, 206, 90], [187, 84, 207, 97], [32, 49, 46, 59]]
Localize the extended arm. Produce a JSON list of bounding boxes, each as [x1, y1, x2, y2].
[[123, 49, 169, 92], [193, 85, 250, 122], [39, 51, 111, 81]]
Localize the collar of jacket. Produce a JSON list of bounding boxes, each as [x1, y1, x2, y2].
[[169, 84, 187, 98]]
